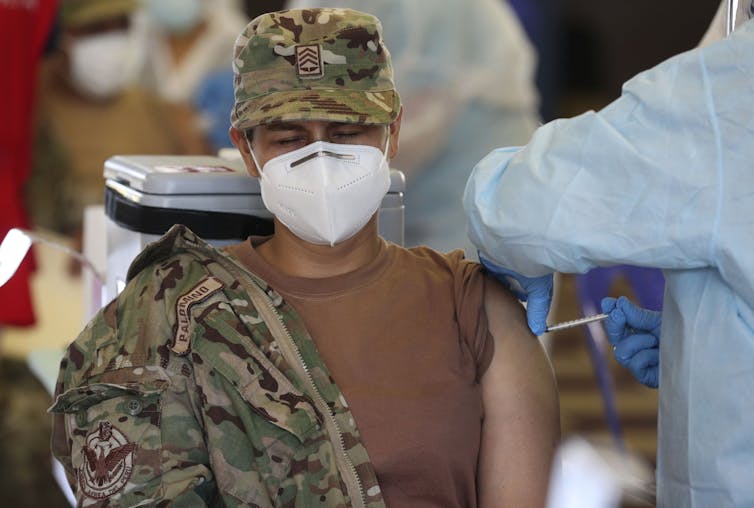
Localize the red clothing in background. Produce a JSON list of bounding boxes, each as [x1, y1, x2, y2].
[[0, 0, 58, 326]]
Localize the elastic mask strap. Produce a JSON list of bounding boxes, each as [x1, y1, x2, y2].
[[246, 138, 264, 174], [378, 132, 391, 171]]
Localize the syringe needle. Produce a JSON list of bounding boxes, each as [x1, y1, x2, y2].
[[545, 313, 609, 333]]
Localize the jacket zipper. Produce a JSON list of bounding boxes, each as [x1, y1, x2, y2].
[[251, 283, 367, 508], [208, 248, 370, 507]]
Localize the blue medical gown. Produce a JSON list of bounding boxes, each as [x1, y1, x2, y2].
[[463, 21, 754, 507]]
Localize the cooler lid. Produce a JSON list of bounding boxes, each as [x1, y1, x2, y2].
[[103, 155, 260, 195]]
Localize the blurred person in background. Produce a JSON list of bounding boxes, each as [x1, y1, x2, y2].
[[191, 0, 285, 152], [287, 0, 541, 258], [26, 0, 183, 248], [0, 0, 58, 330], [133, 0, 248, 154]]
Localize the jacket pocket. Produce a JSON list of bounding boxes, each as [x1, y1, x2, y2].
[[50, 382, 165, 504], [207, 372, 328, 507], [193, 310, 322, 443], [193, 327, 325, 504]]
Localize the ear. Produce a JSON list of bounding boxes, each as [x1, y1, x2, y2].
[[387, 106, 403, 160], [229, 126, 260, 177]]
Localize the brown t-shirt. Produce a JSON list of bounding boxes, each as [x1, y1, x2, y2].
[[227, 238, 494, 508]]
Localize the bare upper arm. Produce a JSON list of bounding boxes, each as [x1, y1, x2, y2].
[[477, 274, 561, 508]]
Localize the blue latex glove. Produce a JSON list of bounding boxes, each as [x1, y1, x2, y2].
[[479, 252, 553, 336], [601, 296, 661, 388]]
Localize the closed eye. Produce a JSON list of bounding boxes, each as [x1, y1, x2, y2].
[[275, 136, 306, 146], [332, 131, 360, 139]]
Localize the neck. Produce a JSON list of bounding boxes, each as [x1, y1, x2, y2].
[[256, 217, 383, 279]]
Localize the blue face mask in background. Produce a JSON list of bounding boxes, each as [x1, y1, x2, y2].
[[144, 0, 204, 34]]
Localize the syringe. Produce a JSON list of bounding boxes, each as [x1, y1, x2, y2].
[[545, 313, 608, 333]]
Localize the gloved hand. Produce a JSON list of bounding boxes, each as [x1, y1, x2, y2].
[[479, 252, 553, 336], [601, 296, 661, 388]]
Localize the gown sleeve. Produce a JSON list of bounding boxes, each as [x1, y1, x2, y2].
[[463, 21, 754, 305]]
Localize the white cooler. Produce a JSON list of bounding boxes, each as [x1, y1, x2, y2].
[[103, 155, 405, 301]]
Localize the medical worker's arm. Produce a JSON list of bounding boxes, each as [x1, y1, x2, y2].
[[463, 27, 754, 290], [478, 275, 560, 507], [601, 296, 661, 388]]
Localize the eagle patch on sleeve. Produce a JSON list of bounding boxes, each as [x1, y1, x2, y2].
[[78, 421, 137, 499]]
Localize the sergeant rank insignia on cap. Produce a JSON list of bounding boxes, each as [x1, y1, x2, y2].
[[296, 44, 324, 78]]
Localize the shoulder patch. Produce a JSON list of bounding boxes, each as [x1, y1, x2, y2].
[[173, 276, 224, 355], [78, 421, 136, 499]]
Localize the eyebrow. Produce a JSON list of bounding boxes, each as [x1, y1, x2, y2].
[[263, 121, 356, 132], [264, 123, 306, 132]]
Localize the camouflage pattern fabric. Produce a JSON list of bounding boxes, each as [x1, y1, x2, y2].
[[49, 225, 385, 507], [231, 8, 401, 130]]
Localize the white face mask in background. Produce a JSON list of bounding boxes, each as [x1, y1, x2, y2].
[[68, 31, 133, 100], [250, 139, 391, 246]]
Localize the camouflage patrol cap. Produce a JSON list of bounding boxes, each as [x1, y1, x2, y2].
[[60, 0, 136, 29], [231, 8, 401, 130]]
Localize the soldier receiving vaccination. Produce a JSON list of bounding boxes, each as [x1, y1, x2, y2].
[[50, 8, 560, 507]]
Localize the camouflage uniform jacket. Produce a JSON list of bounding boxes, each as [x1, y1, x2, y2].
[[50, 225, 385, 507]]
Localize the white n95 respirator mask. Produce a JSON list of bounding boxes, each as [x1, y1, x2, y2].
[[250, 140, 391, 246], [69, 31, 133, 100]]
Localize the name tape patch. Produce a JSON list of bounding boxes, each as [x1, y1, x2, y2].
[[172, 277, 224, 355]]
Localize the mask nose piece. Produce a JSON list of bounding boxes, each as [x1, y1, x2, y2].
[[291, 150, 357, 168]]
